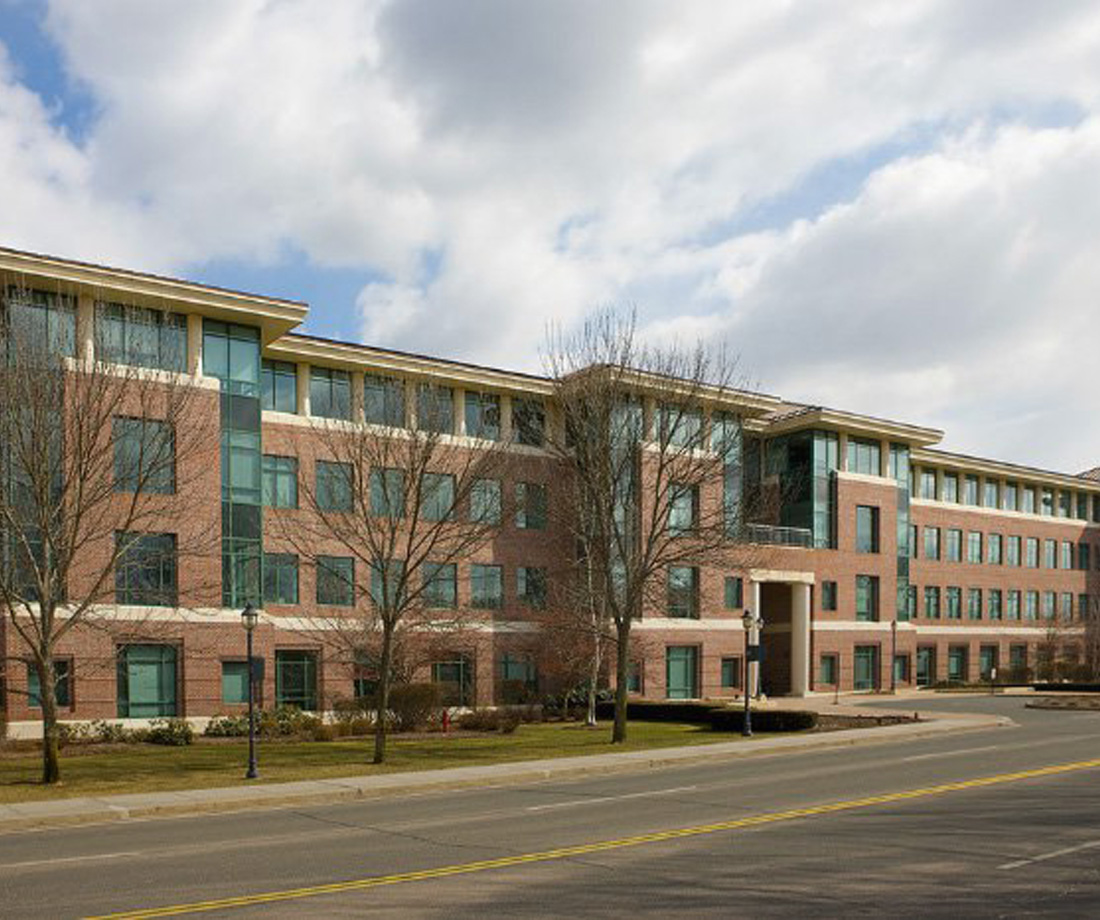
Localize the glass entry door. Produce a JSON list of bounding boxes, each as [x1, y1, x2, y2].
[[916, 647, 935, 686], [666, 646, 699, 699]]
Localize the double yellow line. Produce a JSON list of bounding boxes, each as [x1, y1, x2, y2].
[[88, 756, 1100, 919]]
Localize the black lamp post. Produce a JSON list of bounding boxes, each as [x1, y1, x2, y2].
[[742, 610, 755, 737], [242, 603, 259, 780]]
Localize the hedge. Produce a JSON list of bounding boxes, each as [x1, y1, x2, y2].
[[594, 700, 715, 724], [594, 700, 817, 733], [708, 709, 817, 733], [1032, 683, 1100, 693]]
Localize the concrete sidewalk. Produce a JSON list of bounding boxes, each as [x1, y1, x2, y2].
[[0, 706, 1011, 834]]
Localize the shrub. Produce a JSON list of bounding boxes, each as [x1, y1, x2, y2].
[[89, 720, 130, 744], [146, 718, 194, 746], [204, 714, 250, 737], [310, 723, 336, 742], [331, 696, 374, 724], [388, 683, 442, 732], [457, 708, 522, 733]]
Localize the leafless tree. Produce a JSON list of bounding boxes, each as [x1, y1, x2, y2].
[[0, 282, 216, 784], [284, 385, 508, 764], [544, 309, 760, 743]]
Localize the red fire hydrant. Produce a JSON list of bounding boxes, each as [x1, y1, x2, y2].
[[442, 708, 450, 733]]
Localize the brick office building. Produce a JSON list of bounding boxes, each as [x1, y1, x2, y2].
[[1, 246, 1098, 734]]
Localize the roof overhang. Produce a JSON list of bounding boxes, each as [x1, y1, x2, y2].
[[761, 406, 943, 446], [912, 447, 1100, 492]]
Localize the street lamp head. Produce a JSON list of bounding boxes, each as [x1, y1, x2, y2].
[[241, 603, 259, 633], [742, 610, 754, 633]]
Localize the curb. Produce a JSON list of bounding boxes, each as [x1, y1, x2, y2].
[[0, 714, 1011, 834]]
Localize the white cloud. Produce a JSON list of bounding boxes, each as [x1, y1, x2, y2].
[[0, 1, 1099, 468]]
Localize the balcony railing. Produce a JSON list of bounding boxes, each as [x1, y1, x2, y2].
[[742, 523, 813, 548]]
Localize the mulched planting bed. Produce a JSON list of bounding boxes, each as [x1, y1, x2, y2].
[[1026, 696, 1100, 711]]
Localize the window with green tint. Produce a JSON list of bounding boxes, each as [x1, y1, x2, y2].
[[309, 367, 351, 420], [941, 473, 958, 502], [669, 483, 698, 536], [659, 404, 703, 448], [1062, 541, 1073, 570], [964, 475, 979, 505], [945, 586, 961, 619], [27, 659, 71, 708], [1061, 592, 1073, 621], [1019, 486, 1035, 513], [983, 480, 999, 509], [853, 646, 878, 691], [113, 417, 175, 494], [262, 455, 298, 508], [422, 473, 456, 522], [667, 566, 699, 618], [370, 468, 405, 518], [855, 505, 879, 553], [1043, 591, 1055, 619], [924, 527, 940, 560], [1040, 488, 1054, 516], [470, 478, 501, 524], [1043, 538, 1056, 568], [724, 576, 743, 609], [1007, 535, 1021, 566], [988, 589, 1002, 619], [1057, 491, 1071, 518], [1003, 482, 1018, 511], [1026, 590, 1039, 620], [968, 587, 982, 619], [369, 559, 405, 608], [317, 460, 353, 511], [432, 655, 473, 706], [627, 661, 643, 693], [905, 584, 917, 619], [924, 586, 940, 619], [117, 644, 177, 717], [516, 482, 547, 529], [115, 532, 177, 606], [221, 661, 249, 704], [364, 374, 406, 427], [263, 553, 298, 605], [821, 580, 837, 611], [317, 556, 354, 606], [947, 646, 967, 682], [261, 360, 297, 413], [909, 524, 918, 558], [1076, 493, 1089, 520], [417, 383, 454, 434], [666, 646, 699, 699], [945, 529, 962, 562], [819, 654, 838, 685], [464, 391, 500, 440], [423, 562, 457, 608], [721, 656, 741, 689], [979, 646, 998, 681], [518, 566, 548, 608], [846, 438, 880, 476], [96, 302, 186, 371], [499, 654, 538, 695], [275, 650, 317, 710], [470, 564, 503, 609], [1026, 538, 1039, 568], [920, 470, 937, 500], [987, 533, 1002, 565], [1079, 543, 1091, 571], [5, 286, 76, 355], [513, 398, 545, 447], [1007, 590, 1021, 620], [967, 531, 982, 564], [855, 575, 878, 621], [203, 320, 260, 396], [894, 655, 910, 684]]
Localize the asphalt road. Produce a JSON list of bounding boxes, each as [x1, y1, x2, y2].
[[2, 696, 1100, 918]]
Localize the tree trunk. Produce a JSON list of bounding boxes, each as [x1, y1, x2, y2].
[[372, 623, 395, 765], [585, 633, 600, 726], [612, 619, 631, 744], [37, 656, 61, 785]]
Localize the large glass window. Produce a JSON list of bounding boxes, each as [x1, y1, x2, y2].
[[665, 646, 699, 699], [988, 589, 1003, 620], [855, 506, 879, 553], [1021, 486, 1037, 514], [202, 321, 260, 396], [1044, 538, 1057, 569], [363, 374, 406, 427], [27, 659, 72, 708], [1007, 590, 1021, 620], [464, 391, 500, 440], [115, 532, 177, 606], [821, 580, 837, 611], [964, 475, 979, 506], [1026, 537, 1039, 568], [518, 566, 548, 608], [262, 455, 298, 509], [417, 384, 454, 434], [920, 470, 938, 500], [987, 533, 1002, 565], [470, 478, 502, 525], [1040, 488, 1054, 516], [967, 588, 982, 620], [317, 555, 354, 606], [1026, 590, 1039, 620], [423, 562, 457, 608], [942, 473, 958, 502], [117, 644, 177, 717], [1062, 541, 1073, 570], [6, 287, 76, 356], [261, 359, 297, 413], [924, 527, 940, 560], [669, 483, 698, 536], [1007, 535, 1021, 566], [513, 398, 545, 447], [1057, 491, 1071, 518], [317, 460, 354, 512], [947, 646, 968, 682], [96, 302, 186, 371], [1003, 482, 1018, 512], [470, 564, 503, 609], [946, 586, 962, 619], [422, 473, 456, 522], [659, 405, 703, 448], [221, 661, 250, 705], [724, 576, 743, 609], [967, 531, 982, 564], [263, 553, 299, 605], [983, 480, 999, 509], [309, 367, 351, 420], [667, 566, 699, 618], [847, 438, 881, 476], [516, 482, 547, 529], [369, 560, 406, 608], [432, 655, 473, 706], [1043, 591, 1056, 620], [275, 650, 317, 710], [113, 417, 175, 494], [945, 529, 962, 563], [855, 575, 879, 622], [853, 646, 879, 691], [370, 468, 405, 518], [924, 586, 941, 619]]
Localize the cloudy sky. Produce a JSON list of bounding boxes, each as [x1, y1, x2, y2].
[[1, 0, 1099, 472]]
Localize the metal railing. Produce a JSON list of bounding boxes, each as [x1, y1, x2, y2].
[[742, 523, 813, 548]]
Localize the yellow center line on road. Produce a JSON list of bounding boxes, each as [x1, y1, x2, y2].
[[85, 756, 1100, 919]]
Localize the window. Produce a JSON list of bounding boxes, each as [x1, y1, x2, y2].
[[721, 657, 742, 690], [261, 360, 297, 413], [422, 473, 456, 522], [909, 524, 918, 558], [1007, 590, 1021, 621], [1061, 592, 1074, 622], [95, 302, 184, 371], [659, 405, 703, 448], [275, 650, 317, 710], [470, 564, 503, 609], [821, 580, 837, 611], [967, 587, 982, 620], [432, 655, 473, 706], [27, 659, 72, 708], [369, 560, 405, 608], [1079, 543, 1091, 571], [1003, 482, 1018, 512], [724, 576, 744, 610], [513, 398, 545, 447], [113, 418, 175, 494], [945, 529, 962, 563], [666, 646, 699, 699], [1007, 536, 1021, 566], [627, 661, 643, 693], [516, 482, 547, 529], [1043, 591, 1056, 620], [855, 575, 879, 622], [1082, 594, 1092, 621], [924, 527, 940, 560], [202, 320, 260, 396], [920, 469, 938, 500], [309, 367, 351, 420], [498, 654, 538, 698], [1019, 486, 1036, 514], [263, 553, 298, 605], [1026, 537, 1039, 568], [924, 586, 940, 619], [987, 533, 1002, 565], [117, 644, 177, 717], [317, 460, 353, 512], [1044, 539, 1057, 569], [905, 584, 918, 620], [819, 654, 838, 685], [262, 455, 298, 508], [417, 384, 454, 434], [893, 655, 910, 684], [853, 646, 879, 691], [517, 566, 548, 608], [941, 473, 958, 503], [1062, 541, 1073, 570], [221, 661, 250, 704], [1077, 493, 1089, 520], [317, 556, 354, 606], [1026, 590, 1039, 620], [847, 438, 881, 476], [115, 532, 177, 606], [470, 478, 502, 525], [667, 566, 699, 618], [989, 589, 1003, 620], [855, 506, 880, 553], [1040, 487, 1054, 516], [946, 586, 962, 619], [370, 468, 405, 518], [669, 483, 699, 536], [1058, 491, 1071, 518], [423, 562, 457, 608], [363, 374, 405, 427], [464, 391, 500, 440], [947, 646, 968, 682], [983, 480, 999, 509], [967, 531, 982, 564], [964, 475, 979, 506]]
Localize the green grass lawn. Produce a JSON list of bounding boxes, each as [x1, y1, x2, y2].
[[0, 722, 736, 803]]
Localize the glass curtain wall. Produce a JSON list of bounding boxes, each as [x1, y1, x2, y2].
[[890, 443, 911, 621]]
